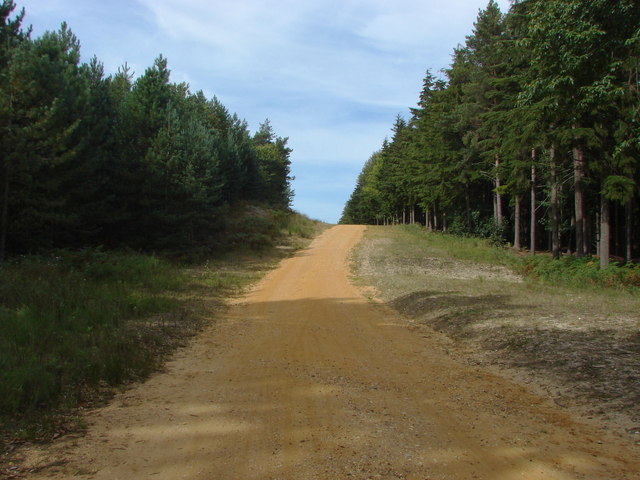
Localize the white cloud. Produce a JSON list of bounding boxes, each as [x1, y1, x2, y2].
[[135, 0, 511, 108]]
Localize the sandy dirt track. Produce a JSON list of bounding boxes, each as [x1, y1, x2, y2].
[[22, 225, 640, 479]]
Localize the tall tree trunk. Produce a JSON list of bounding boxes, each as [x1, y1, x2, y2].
[[514, 194, 521, 249], [426, 208, 432, 231], [1, 88, 12, 263], [573, 146, 586, 257], [595, 211, 600, 258], [585, 212, 592, 255], [550, 145, 560, 259], [626, 199, 633, 262], [530, 149, 537, 255], [614, 203, 621, 257], [600, 194, 610, 268], [568, 215, 575, 255], [465, 184, 471, 232], [494, 155, 503, 227], [433, 204, 439, 231], [0, 163, 9, 263]]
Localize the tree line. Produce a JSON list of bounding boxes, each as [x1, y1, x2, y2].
[[0, 1, 293, 260], [341, 0, 639, 268]]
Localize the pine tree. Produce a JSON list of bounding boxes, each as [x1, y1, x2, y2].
[[1, 23, 88, 254], [253, 119, 294, 209], [0, 0, 27, 261]]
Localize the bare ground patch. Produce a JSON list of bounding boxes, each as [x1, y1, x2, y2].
[[351, 226, 640, 441]]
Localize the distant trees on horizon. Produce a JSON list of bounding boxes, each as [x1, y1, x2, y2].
[[341, 0, 640, 268]]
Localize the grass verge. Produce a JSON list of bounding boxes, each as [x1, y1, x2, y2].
[[0, 250, 185, 415], [352, 225, 640, 434]]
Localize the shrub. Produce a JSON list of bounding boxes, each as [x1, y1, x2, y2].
[[516, 255, 640, 290]]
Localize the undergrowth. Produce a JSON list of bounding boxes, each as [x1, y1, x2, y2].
[[0, 250, 185, 418], [516, 254, 640, 290], [221, 207, 326, 255], [274, 211, 326, 239]]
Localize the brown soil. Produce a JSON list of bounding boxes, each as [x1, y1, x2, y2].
[[352, 227, 640, 437], [12, 225, 640, 479]]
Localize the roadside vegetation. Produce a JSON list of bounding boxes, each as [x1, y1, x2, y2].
[[0, 211, 326, 462], [352, 226, 640, 433], [516, 254, 640, 291]]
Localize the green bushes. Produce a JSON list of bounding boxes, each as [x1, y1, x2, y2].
[[274, 211, 325, 239], [447, 211, 509, 246], [0, 250, 184, 414], [224, 209, 326, 251], [517, 255, 640, 290], [227, 215, 281, 250]]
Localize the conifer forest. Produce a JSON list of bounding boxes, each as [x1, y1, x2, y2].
[[0, 0, 293, 261], [341, 0, 640, 268]]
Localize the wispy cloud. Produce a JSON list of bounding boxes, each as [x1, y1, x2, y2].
[[19, 0, 511, 222]]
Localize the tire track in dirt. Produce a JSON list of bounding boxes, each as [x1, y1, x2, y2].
[[20, 225, 640, 479]]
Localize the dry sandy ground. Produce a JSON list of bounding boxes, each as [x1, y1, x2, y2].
[[17, 225, 640, 479]]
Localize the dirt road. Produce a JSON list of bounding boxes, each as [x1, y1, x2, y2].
[[22, 225, 640, 479]]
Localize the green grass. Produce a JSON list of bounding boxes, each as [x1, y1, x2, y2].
[[401, 225, 640, 291], [400, 225, 510, 265], [0, 250, 186, 416], [279, 212, 327, 239], [0, 248, 283, 419], [273, 210, 329, 239], [516, 254, 640, 290]]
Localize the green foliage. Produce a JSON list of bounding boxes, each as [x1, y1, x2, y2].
[[0, 250, 183, 414], [273, 211, 325, 238], [517, 255, 640, 290], [602, 175, 635, 203], [448, 211, 508, 246], [253, 119, 294, 209]]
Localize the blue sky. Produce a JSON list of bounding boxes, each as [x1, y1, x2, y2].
[[17, 0, 512, 223]]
